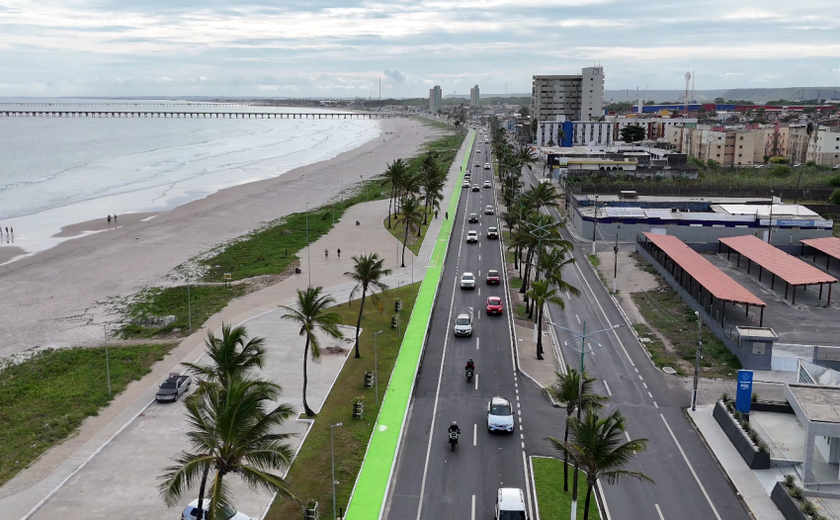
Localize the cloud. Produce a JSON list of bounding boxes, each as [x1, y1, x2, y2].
[[383, 69, 408, 84]]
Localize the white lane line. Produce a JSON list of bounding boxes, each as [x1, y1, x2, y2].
[[603, 380, 612, 396], [648, 391, 653, 399], [415, 276, 459, 520], [634, 367, 639, 373], [643, 382, 648, 389], [471, 494, 476, 520], [654, 401, 659, 409], [639, 375, 644, 381], [625, 430, 631, 443], [660, 413, 723, 520], [479, 254, 481, 261], [474, 424, 477, 447], [476, 337, 480, 350], [478, 287, 481, 296], [475, 373, 479, 391], [575, 314, 581, 324], [655, 504, 665, 519]]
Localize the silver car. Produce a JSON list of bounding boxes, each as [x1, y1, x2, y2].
[[487, 396, 515, 433], [454, 313, 473, 337], [460, 272, 476, 289]]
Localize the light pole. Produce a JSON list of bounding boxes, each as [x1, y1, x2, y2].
[[331, 422, 343, 520], [548, 320, 621, 520], [374, 330, 383, 405], [692, 311, 703, 411], [592, 195, 599, 255], [187, 273, 192, 334], [331, 189, 336, 225], [411, 249, 414, 285], [306, 202, 311, 287], [767, 189, 775, 244], [104, 324, 111, 397], [613, 227, 620, 294]]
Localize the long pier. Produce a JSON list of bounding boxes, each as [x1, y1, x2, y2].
[[0, 111, 399, 119]]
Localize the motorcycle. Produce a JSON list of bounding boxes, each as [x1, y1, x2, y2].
[[448, 430, 460, 451], [465, 367, 474, 382]]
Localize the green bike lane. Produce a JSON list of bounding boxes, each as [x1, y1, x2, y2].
[[344, 130, 475, 519]]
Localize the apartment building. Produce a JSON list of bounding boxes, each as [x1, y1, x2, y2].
[[429, 85, 442, 113], [469, 85, 481, 108], [807, 126, 840, 166], [531, 67, 604, 123]]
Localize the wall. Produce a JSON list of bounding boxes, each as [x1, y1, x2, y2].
[[771, 482, 809, 520], [712, 401, 772, 469]]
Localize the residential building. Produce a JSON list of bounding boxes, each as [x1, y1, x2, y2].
[[789, 125, 811, 165], [469, 85, 481, 108], [807, 126, 840, 166], [536, 116, 696, 148], [531, 67, 605, 123], [429, 85, 442, 113]]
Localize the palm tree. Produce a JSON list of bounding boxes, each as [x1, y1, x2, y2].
[[182, 323, 267, 392], [382, 159, 406, 229], [344, 253, 392, 359], [396, 195, 424, 267], [524, 181, 560, 211], [548, 368, 608, 492], [281, 287, 344, 416], [525, 280, 565, 360], [547, 410, 653, 520], [159, 377, 297, 520], [514, 144, 538, 175]]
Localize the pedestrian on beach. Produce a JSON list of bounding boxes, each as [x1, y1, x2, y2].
[[114, 214, 117, 223], [107, 215, 112, 224], [337, 248, 341, 259], [445, 212, 449, 220], [325, 249, 329, 259]]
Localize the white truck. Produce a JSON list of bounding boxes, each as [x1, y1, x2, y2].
[[155, 372, 191, 402]]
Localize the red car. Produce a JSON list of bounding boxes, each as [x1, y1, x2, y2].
[[486, 296, 503, 315], [486, 269, 500, 284]]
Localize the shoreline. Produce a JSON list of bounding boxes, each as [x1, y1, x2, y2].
[[0, 117, 439, 359]]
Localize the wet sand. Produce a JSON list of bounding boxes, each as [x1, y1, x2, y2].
[[51, 213, 157, 238]]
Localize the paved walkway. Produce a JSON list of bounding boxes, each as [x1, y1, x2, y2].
[[0, 132, 471, 520]]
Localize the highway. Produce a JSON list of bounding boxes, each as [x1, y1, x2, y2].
[[385, 136, 530, 519]]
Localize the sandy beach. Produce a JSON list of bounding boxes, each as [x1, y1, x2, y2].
[[0, 117, 438, 360]]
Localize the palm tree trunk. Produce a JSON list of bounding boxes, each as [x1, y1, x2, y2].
[[196, 464, 210, 519], [303, 336, 315, 416], [401, 225, 409, 267], [423, 199, 429, 225], [387, 186, 394, 229], [583, 481, 595, 520], [353, 288, 367, 358], [563, 417, 570, 491], [536, 303, 544, 359]]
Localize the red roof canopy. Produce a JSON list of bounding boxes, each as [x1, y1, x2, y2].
[[719, 235, 837, 286], [801, 237, 840, 262], [643, 233, 765, 307]]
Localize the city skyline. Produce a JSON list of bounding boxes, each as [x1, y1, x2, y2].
[[1, 0, 839, 97]]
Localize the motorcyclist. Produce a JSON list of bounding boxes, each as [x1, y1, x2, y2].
[[448, 421, 461, 435], [465, 359, 475, 372]]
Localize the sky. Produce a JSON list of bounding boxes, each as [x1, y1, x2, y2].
[[1, 0, 839, 99]]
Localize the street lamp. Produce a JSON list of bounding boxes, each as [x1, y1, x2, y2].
[[548, 320, 621, 520], [692, 311, 703, 412], [331, 422, 343, 520], [306, 202, 311, 288], [592, 195, 599, 255], [767, 189, 775, 244], [374, 330, 383, 405]]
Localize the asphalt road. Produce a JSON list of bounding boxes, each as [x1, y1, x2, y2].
[[385, 135, 531, 519], [515, 165, 752, 520]]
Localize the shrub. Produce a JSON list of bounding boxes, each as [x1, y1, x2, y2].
[[829, 189, 840, 205], [752, 391, 758, 403], [806, 160, 818, 168], [791, 486, 804, 500], [734, 410, 743, 421], [800, 501, 817, 516], [721, 392, 730, 402], [828, 174, 840, 188], [770, 165, 793, 177], [758, 442, 768, 453], [750, 431, 760, 444], [783, 474, 796, 489]]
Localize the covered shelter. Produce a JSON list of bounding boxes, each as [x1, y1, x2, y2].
[[640, 232, 766, 326], [719, 235, 836, 305], [801, 237, 840, 272], [784, 384, 840, 484]]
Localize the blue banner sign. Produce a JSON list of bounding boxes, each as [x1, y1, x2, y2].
[[736, 370, 753, 414]]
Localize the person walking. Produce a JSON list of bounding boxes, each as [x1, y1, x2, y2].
[[337, 248, 341, 259], [324, 249, 329, 259], [114, 214, 117, 223], [107, 215, 111, 224]]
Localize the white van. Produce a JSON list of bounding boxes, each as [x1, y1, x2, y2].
[[495, 487, 528, 520]]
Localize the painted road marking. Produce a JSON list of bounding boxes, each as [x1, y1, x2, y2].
[[474, 424, 477, 447], [648, 391, 653, 399], [625, 431, 631, 443], [475, 374, 479, 391], [576, 314, 581, 324], [471, 495, 476, 520], [660, 414, 723, 520], [655, 504, 665, 520], [476, 337, 480, 350], [603, 380, 612, 396], [643, 382, 648, 389], [654, 401, 659, 408]]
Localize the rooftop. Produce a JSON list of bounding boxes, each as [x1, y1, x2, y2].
[[787, 384, 840, 424]]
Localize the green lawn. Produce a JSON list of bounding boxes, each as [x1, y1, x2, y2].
[[532, 457, 601, 520], [266, 282, 421, 520], [0, 344, 178, 486], [384, 209, 437, 256]]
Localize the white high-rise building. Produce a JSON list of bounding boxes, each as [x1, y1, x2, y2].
[[429, 85, 442, 113], [470, 85, 481, 108], [531, 67, 605, 122]]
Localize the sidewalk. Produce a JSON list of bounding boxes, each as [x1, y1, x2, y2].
[[0, 131, 472, 520]]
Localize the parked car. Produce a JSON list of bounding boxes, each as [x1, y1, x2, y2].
[[486, 269, 500, 284], [486, 296, 503, 315], [485, 205, 495, 215], [156, 373, 191, 402], [472, 185, 481, 192], [487, 396, 515, 433], [466, 230, 478, 243], [182, 499, 252, 520], [460, 272, 476, 289], [495, 488, 528, 520], [454, 313, 473, 336], [483, 180, 491, 188], [486, 227, 499, 239], [469, 212, 479, 223]]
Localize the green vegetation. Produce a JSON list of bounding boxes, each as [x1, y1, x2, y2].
[[514, 302, 530, 321], [631, 276, 740, 379], [266, 283, 420, 520], [509, 277, 523, 289], [0, 343, 177, 487], [632, 323, 687, 376], [587, 254, 600, 267], [532, 458, 600, 520], [121, 284, 247, 338], [384, 209, 435, 255]]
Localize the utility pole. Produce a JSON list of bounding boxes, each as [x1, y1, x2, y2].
[[613, 231, 619, 293], [767, 190, 775, 244], [187, 274, 192, 334], [692, 311, 703, 411], [331, 423, 343, 520], [104, 324, 111, 397], [374, 330, 383, 405], [306, 202, 311, 287], [592, 195, 599, 255]]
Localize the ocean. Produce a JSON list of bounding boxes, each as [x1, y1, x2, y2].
[[0, 100, 381, 263]]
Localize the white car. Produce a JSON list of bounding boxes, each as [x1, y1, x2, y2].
[[462, 180, 471, 188], [182, 499, 252, 520], [466, 230, 478, 243], [483, 180, 491, 188], [495, 488, 528, 520], [460, 272, 476, 289], [487, 396, 515, 433], [484, 163, 491, 170], [485, 205, 495, 215], [454, 313, 473, 336], [476, 149, 481, 153]]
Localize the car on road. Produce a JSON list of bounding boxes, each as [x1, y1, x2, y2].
[[469, 212, 479, 223], [485, 205, 494, 215], [486, 226, 499, 239], [472, 185, 481, 192], [462, 180, 470, 188], [486, 269, 500, 284], [465, 172, 471, 179], [156, 373, 191, 402], [495, 488, 528, 520], [484, 163, 491, 169], [182, 499, 252, 520], [460, 272, 476, 289], [487, 396, 515, 433], [466, 230, 478, 243], [475, 162, 481, 168], [486, 296, 503, 315], [454, 313, 473, 336], [483, 180, 491, 188]]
